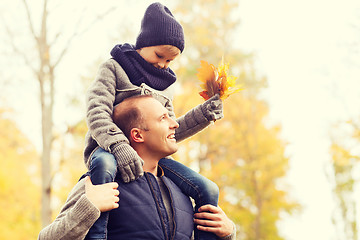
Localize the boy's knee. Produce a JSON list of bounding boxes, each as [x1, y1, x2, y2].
[[201, 179, 219, 205], [90, 156, 117, 184], [92, 153, 117, 175], [101, 155, 117, 171]]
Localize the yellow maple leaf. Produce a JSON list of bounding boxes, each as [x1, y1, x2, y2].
[[197, 59, 243, 100]]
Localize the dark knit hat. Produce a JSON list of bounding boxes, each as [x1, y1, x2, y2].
[[135, 2, 185, 52]]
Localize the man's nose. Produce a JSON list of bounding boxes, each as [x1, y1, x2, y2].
[[170, 118, 179, 129]]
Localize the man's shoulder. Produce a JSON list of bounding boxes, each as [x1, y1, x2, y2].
[[65, 178, 87, 202]]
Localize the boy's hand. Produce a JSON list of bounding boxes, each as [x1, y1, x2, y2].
[[84, 176, 119, 212], [110, 143, 144, 183], [194, 204, 234, 238], [201, 94, 223, 121]]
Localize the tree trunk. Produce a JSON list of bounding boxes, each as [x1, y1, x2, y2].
[[40, 128, 52, 226], [253, 172, 262, 240], [6, 0, 115, 228], [38, 0, 54, 226]]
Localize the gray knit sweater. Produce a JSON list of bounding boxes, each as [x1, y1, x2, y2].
[[38, 179, 100, 240], [84, 58, 213, 168]]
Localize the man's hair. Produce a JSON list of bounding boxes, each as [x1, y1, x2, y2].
[[112, 95, 151, 139]]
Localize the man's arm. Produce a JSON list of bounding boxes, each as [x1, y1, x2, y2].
[[38, 177, 119, 240], [194, 205, 236, 240]]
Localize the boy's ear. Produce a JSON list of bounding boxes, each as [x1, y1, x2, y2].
[[130, 128, 144, 143]]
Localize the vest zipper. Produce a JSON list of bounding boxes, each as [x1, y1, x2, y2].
[[161, 177, 176, 240], [145, 173, 169, 240]]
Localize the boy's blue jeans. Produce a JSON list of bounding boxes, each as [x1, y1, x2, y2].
[[85, 147, 219, 240], [85, 148, 117, 240]]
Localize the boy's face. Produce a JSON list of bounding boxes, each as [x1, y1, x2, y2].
[[137, 45, 180, 69]]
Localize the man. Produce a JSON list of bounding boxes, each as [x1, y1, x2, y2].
[[38, 95, 235, 240]]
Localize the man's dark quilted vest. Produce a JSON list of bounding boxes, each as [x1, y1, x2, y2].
[[107, 172, 194, 240]]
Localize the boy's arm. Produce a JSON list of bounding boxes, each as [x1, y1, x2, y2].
[[38, 177, 119, 240], [86, 60, 127, 151], [87, 59, 143, 182], [174, 94, 223, 142]]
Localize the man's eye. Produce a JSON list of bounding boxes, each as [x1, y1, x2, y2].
[[156, 53, 163, 59], [161, 114, 169, 121]]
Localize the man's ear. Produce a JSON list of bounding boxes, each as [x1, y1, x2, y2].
[[130, 128, 144, 143]]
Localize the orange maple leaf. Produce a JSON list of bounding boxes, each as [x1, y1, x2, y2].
[[197, 59, 242, 100]]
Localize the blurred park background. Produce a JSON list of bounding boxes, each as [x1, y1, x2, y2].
[[1, 0, 360, 239]]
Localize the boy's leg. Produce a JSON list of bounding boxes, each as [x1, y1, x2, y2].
[[159, 158, 219, 240], [90, 148, 118, 184], [85, 148, 117, 240]]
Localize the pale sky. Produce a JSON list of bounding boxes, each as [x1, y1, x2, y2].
[[1, 0, 360, 239], [238, 0, 360, 239]]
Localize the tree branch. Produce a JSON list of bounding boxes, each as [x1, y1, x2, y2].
[[53, 7, 117, 68], [21, 0, 38, 43], [2, 16, 38, 76]]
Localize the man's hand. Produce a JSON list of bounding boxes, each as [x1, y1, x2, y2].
[[84, 176, 120, 212], [194, 204, 234, 238]]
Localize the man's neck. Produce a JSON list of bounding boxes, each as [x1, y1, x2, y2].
[[143, 160, 158, 176], [140, 152, 163, 176], [134, 146, 165, 176]]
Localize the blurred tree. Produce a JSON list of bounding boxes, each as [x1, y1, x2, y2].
[[49, 119, 88, 217], [0, 108, 41, 239], [172, 0, 300, 239], [2, 0, 115, 226], [327, 120, 360, 240], [49, 60, 102, 216]]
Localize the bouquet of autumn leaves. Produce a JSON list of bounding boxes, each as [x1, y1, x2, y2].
[[197, 59, 242, 100]]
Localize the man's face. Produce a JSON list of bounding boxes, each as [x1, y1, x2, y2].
[[137, 45, 180, 69], [139, 98, 179, 157]]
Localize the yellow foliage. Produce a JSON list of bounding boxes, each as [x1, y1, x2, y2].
[[328, 120, 360, 239], [0, 109, 41, 239]]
